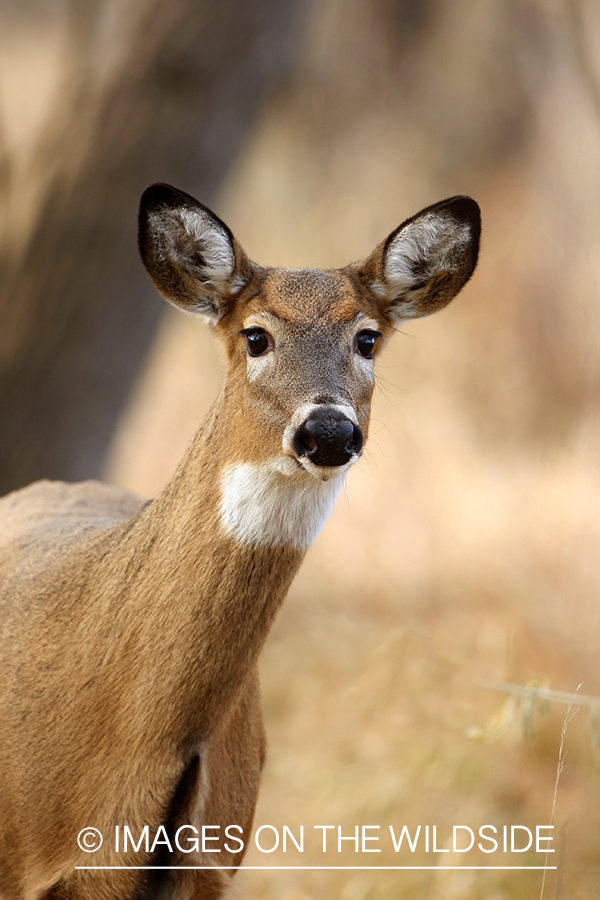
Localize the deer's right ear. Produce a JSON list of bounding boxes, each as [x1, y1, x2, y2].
[[138, 183, 252, 324]]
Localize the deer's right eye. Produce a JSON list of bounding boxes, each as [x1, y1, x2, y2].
[[242, 327, 273, 357]]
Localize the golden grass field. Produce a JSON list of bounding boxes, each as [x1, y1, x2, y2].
[[3, 1, 600, 897]]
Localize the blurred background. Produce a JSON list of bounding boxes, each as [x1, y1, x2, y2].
[[1, 0, 600, 897]]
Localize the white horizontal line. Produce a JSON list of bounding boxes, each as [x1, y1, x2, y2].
[[75, 865, 557, 871]]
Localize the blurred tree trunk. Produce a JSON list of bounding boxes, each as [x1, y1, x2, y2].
[[0, 0, 303, 493]]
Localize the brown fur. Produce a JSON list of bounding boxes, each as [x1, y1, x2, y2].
[[0, 185, 480, 899]]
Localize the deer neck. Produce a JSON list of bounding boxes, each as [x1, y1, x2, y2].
[[116, 385, 346, 740]]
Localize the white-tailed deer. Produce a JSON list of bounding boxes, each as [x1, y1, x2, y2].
[[0, 184, 480, 899]]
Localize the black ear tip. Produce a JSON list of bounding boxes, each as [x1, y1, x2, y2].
[[138, 183, 231, 239], [445, 196, 481, 271], [139, 183, 210, 218], [138, 183, 207, 259], [138, 185, 165, 257], [444, 195, 481, 231], [139, 183, 186, 216]]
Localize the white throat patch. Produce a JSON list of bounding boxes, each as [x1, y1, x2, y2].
[[220, 459, 346, 552]]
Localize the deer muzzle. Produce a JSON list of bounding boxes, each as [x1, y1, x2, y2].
[[292, 406, 363, 468]]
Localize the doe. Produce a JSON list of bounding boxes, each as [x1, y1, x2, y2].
[[0, 184, 480, 899]]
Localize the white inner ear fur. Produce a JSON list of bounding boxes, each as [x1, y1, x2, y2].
[[372, 213, 471, 316], [180, 208, 236, 291], [220, 459, 346, 552]]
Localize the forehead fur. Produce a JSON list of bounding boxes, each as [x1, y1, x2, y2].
[[246, 268, 378, 324]]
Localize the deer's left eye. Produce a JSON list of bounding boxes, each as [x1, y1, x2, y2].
[[355, 330, 380, 359], [242, 327, 273, 357]]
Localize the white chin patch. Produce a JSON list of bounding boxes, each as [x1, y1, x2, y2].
[[220, 458, 347, 551], [297, 456, 356, 482]]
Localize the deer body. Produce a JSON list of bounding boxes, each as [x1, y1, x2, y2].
[[0, 186, 480, 899]]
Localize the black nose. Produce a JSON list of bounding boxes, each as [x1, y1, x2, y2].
[[293, 407, 363, 467]]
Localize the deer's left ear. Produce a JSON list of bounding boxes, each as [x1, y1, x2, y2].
[[352, 196, 481, 321]]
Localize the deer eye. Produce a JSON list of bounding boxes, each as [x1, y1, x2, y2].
[[242, 327, 273, 357], [355, 330, 381, 359]]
